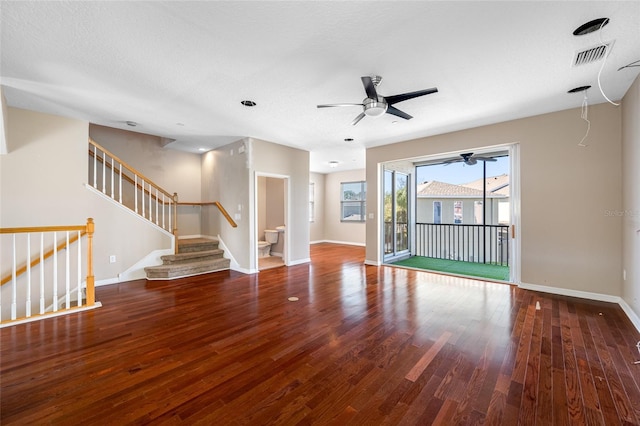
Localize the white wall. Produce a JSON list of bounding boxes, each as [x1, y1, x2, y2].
[[621, 75, 640, 325], [309, 172, 325, 243], [1, 108, 171, 283], [324, 169, 366, 246], [367, 103, 622, 298]]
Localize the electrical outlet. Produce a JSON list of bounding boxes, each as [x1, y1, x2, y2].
[[109, 255, 116, 264]]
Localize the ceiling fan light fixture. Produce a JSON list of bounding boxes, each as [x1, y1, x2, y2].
[[573, 18, 609, 36], [363, 98, 388, 117]]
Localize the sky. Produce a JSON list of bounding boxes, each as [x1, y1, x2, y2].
[[416, 155, 509, 185]]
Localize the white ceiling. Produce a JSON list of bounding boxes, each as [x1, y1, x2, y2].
[[1, 1, 639, 173]]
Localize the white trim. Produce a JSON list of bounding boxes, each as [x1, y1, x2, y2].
[[96, 277, 119, 286], [0, 302, 102, 328], [322, 240, 366, 247], [145, 268, 231, 281], [288, 258, 310, 266], [619, 298, 640, 333], [519, 282, 640, 333], [310, 240, 325, 245], [518, 281, 621, 303], [364, 259, 381, 266], [118, 248, 173, 282]]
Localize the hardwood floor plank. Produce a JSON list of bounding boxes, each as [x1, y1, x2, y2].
[[2, 243, 639, 425]]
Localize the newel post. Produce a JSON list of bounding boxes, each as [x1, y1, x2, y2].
[[86, 218, 95, 306]]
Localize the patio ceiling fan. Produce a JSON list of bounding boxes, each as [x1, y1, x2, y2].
[[317, 75, 438, 126], [444, 153, 497, 166]]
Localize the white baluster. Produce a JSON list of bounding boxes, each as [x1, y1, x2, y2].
[[135, 175, 139, 213], [110, 155, 115, 199], [11, 234, 17, 320], [53, 232, 58, 312], [168, 200, 172, 233], [119, 163, 123, 204], [162, 193, 166, 229], [93, 145, 97, 189], [155, 188, 159, 224], [26, 233, 31, 318], [102, 149, 106, 194], [40, 233, 45, 314], [77, 231, 82, 307], [148, 182, 152, 221], [141, 178, 145, 218], [65, 232, 70, 309]]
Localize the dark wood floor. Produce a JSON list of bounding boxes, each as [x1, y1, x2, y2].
[[2, 244, 639, 425]]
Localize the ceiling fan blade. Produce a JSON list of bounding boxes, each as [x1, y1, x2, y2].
[[361, 76, 378, 99], [351, 112, 366, 126], [386, 87, 438, 105], [474, 156, 497, 162], [442, 158, 463, 165], [386, 106, 413, 120], [317, 103, 364, 108]]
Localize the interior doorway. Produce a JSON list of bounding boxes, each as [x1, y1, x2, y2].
[[255, 173, 288, 271]]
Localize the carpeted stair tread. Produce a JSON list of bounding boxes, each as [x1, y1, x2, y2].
[[144, 258, 230, 279], [161, 249, 224, 264], [178, 238, 220, 253]]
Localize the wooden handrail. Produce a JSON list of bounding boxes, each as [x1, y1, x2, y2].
[[89, 138, 174, 199], [177, 201, 238, 228]]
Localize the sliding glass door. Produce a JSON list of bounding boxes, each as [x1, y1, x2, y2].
[[384, 169, 410, 259]]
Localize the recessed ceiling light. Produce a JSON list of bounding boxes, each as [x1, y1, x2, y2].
[[241, 100, 256, 107], [329, 161, 339, 168], [568, 85, 591, 93], [198, 148, 207, 152], [344, 138, 354, 142], [125, 121, 137, 127], [573, 18, 609, 36]]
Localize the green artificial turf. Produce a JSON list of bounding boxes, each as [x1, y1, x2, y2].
[[391, 256, 510, 281]]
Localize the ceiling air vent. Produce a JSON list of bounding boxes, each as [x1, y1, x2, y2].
[[573, 41, 613, 67]]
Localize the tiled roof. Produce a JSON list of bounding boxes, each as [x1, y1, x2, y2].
[[417, 175, 510, 198], [461, 174, 510, 196]]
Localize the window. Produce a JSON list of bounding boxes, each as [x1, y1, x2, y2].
[[341, 181, 366, 222], [433, 201, 442, 224], [454, 201, 463, 224], [309, 183, 315, 222]]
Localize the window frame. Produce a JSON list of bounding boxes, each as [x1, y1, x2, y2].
[[340, 181, 366, 222]]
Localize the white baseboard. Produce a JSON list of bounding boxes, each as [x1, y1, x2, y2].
[[318, 240, 366, 247], [619, 298, 640, 333], [288, 258, 310, 266], [520, 281, 640, 333], [364, 259, 381, 266], [518, 281, 621, 303]]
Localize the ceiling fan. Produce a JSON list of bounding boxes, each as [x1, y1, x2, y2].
[[317, 75, 438, 126], [444, 153, 497, 166]]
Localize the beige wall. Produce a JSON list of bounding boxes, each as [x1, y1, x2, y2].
[[367, 103, 622, 297], [622, 75, 640, 322], [324, 169, 366, 245], [309, 172, 325, 243], [90, 124, 203, 236], [1, 108, 171, 282], [251, 138, 310, 268]]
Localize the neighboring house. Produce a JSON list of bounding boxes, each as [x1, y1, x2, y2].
[[416, 174, 510, 225]]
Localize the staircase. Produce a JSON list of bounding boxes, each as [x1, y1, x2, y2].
[[144, 238, 230, 280]]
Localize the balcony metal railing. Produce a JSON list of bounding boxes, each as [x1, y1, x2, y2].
[[416, 223, 509, 266]]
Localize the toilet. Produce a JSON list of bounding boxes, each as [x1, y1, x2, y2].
[[258, 229, 279, 257]]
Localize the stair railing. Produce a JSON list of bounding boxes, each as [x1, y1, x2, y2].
[[88, 138, 177, 236], [0, 218, 97, 326], [177, 201, 238, 228]]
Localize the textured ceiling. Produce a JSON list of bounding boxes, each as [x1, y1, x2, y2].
[[1, 1, 639, 173]]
